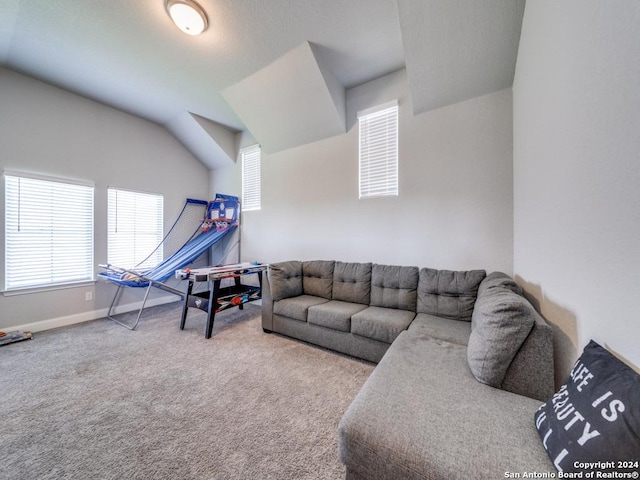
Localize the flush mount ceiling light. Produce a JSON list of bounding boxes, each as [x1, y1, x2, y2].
[[165, 0, 209, 36]]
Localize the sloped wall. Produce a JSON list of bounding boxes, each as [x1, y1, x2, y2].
[[212, 69, 514, 275], [0, 68, 209, 330]]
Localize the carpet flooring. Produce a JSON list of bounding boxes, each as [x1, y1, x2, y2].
[[0, 303, 375, 480]]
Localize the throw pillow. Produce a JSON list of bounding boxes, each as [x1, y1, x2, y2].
[[534, 340, 640, 474], [477, 271, 523, 297], [467, 288, 536, 388]]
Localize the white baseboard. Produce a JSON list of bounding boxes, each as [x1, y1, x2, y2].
[[10, 295, 179, 333]]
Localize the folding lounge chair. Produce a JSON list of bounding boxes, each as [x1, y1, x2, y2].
[[99, 194, 239, 330]]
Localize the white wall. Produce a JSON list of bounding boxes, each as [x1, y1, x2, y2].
[[212, 69, 514, 274], [513, 1, 640, 378], [0, 68, 209, 331]]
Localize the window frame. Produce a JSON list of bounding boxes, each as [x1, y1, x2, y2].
[[107, 187, 164, 271], [358, 100, 399, 199], [4, 171, 95, 293], [241, 145, 261, 212]]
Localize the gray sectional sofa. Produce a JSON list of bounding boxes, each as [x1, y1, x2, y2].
[[261, 260, 556, 478]]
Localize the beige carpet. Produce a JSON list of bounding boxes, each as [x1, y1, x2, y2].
[[0, 303, 374, 480]]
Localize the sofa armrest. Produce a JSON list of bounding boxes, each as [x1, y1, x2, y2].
[[469, 272, 555, 402], [261, 271, 274, 332], [502, 315, 555, 401]]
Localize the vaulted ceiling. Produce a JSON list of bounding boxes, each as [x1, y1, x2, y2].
[[0, 0, 525, 169]]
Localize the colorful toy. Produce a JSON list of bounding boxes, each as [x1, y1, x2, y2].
[[98, 194, 241, 330], [176, 262, 268, 339], [0, 330, 33, 346]]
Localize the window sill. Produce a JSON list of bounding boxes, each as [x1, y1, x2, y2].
[[3, 280, 97, 297]]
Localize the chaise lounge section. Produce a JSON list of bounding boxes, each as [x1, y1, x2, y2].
[[261, 260, 556, 477]]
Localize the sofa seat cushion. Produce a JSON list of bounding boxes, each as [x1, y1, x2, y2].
[[308, 300, 368, 332], [351, 306, 416, 344], [338, 331, 553, 480], [408, 312, 471, 346], [273, 295, 329, 322]]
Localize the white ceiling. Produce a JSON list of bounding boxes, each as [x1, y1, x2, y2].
[[0, 0, 525, 169]]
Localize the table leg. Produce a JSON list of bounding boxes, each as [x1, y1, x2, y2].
[[180, 280, 194, 330], [205, 279, 221, 339], [234, 276, 244, 310]]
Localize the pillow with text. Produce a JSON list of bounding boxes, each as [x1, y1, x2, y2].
[[534, 340, 640, 474]]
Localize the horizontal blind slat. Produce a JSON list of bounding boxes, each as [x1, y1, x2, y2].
[[242, 145, 261, 211], [107, 188, 164, 270], [358, 104, 399, 199], [5, 174, 94, 290]]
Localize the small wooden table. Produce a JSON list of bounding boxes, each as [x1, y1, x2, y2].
[[175, 262, 269, 338]]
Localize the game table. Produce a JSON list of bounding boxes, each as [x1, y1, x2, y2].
[[175, 262, 269, 338]]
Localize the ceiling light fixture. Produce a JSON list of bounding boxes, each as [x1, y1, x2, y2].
[[165, 0, 209, 36]]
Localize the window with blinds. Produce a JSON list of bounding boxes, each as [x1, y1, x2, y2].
[[4, 173, 94, 291], [107, 188, 163, 270], [241, 145, 261, 211], [358, 101, 399, 199]]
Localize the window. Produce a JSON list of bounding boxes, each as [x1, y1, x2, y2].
[[108, 188, 163, 270], [358, 101, 399, 198], [4, 173, 94, 291], [241, 145, 261, 211]]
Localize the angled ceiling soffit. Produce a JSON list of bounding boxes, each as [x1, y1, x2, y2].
[[397, 0, 525, 115], [221, 41, 346, 154], [166, 112, 239, 170]]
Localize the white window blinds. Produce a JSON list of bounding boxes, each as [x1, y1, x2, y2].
[[4, 173, 94, 291], [358, 101, 399, 198], [107, 188, 163, 270], [241, 145, 261, 211]]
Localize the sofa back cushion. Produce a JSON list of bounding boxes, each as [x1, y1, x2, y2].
[[269, 261, 303, 301], [370, 264, 419, 312], [332, 262, 372, 305], [467, 273, 537, 389], [302, 260, 335, 299], [417, 268, 486, 321]]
